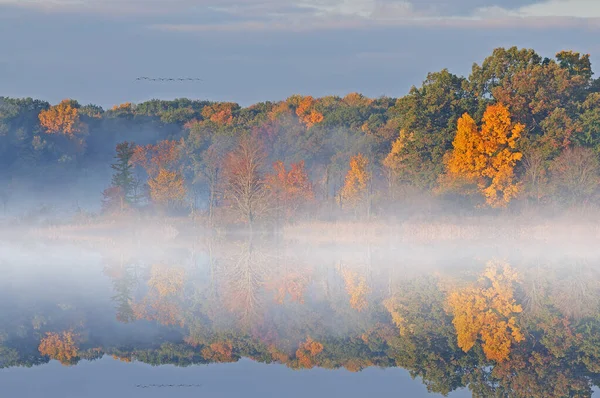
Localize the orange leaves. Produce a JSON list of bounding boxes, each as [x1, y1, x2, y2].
[[266, 270, 310, 305], [265, 160, 314, 221], [268, 102, 293, 121], [111, 102, 133, 112], [294, 96, 324, 128], [201, 103, 236, 125], [340, 154, 371, 209], [444, 104, 524, 208], [38, 331, 79, 366], [132, 140, 181, 177], [296, 337, 324, 368], [131, 264, 186, 327], [38, 99, 83, 136], [202, 341, 235, 362], [447, 261, 524, 363]]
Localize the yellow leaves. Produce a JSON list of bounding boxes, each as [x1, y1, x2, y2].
[[38, 331, 79, 366], [147, 168, 186, 207], [340, 154, 371, 208], [444, 104, 524, 208], [447, 261, 524, 363], [338, 264, 370, 311], [148, 264, 185, 298], [38, 99, 83, 136]]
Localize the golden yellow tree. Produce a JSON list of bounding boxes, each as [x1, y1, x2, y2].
[[444, 104, 524, 207], [38, 99, 84, 136], [147, 168, 186, 208], [340, 154, 371, 212], [447, 261, 525, 362], [337, 264, 370, 311], [38, 331, 79, 365]]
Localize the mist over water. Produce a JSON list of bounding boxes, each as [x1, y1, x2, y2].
[[1, 234, 600, 397]]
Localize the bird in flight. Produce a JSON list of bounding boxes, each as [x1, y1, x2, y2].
[[135, 77, 203, 82]]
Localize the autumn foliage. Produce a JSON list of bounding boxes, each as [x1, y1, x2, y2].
[[338, 265, 370, 311], [266, 160, 314, 221], [38, 99, 83, 136], [340, 154, 371, 210], [294, 96, 324, 128], [443, 104, 524, 208], [447, 261, 525, 362], [296, 337, 324, 368], [38, 331, 79, 365]]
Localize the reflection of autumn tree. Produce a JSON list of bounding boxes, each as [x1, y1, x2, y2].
[[550, 262, 600, 320], [265, 263, 311, 305], [201, 341, 236, 363], [132, 264, 186, 327], [216, 242, 268, 325], [384, 276, 469, 395], [148, 264, 185, 297], [38, 331, 79, 366], [448, 261, 524, 362], [295, 337, 324, 368], [336, 263, 370, 312]]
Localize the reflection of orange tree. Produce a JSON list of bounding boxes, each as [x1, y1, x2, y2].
[[132, 264, 186, 327], [201, 341, 236, 363], [265, 267, 311, 305], [216, 243, 268, 325], [447, 261, 524, 362], [337, 263, 370, 311], [295, 337, 324, 369], [38, 331, 79, 366]]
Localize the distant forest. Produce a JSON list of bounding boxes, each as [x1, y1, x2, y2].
[[2, 47, 600, 226]]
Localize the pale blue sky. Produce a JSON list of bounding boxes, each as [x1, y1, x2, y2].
[[1, 0, 599, 107]]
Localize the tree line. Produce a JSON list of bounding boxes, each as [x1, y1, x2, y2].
[[2, 47, 600, 225]]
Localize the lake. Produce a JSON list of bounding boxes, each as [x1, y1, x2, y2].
[[1, 238, 599, 397]]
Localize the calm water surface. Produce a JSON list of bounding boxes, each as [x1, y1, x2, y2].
[[1, 240, 599, 397]]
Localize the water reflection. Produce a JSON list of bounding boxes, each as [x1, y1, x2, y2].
[[1, 239, 600, 397]]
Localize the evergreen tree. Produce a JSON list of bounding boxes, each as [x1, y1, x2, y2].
[[110, 142, 136, 204]]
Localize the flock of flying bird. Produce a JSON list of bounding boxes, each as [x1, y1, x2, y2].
[[135, 77, 203, 82]]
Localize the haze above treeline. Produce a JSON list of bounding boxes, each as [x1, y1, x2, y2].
[[2, 46, 600, 229]]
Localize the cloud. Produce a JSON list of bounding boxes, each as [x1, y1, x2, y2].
[[518, 0, 600, 18], [2, 0, 600, 31]]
